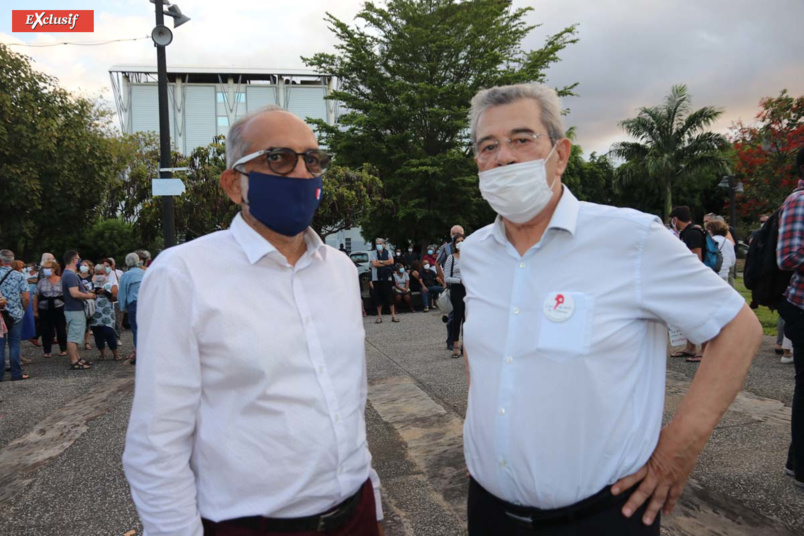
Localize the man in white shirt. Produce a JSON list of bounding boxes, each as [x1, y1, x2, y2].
[[460, 82, 763, 535], [123, 106, 384, 536]]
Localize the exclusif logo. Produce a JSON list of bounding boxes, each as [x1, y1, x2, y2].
[[12, 10, 94, 32]]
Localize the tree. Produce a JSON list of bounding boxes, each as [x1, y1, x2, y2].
[[610, 84, 730, 221], [312, 164, 386, 239], [0, 44, 125, 259], [730, 90, 804, 222], [303, 0, 578, 247]]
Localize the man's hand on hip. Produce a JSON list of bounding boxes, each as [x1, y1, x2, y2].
[[611, 422, 705, 526]]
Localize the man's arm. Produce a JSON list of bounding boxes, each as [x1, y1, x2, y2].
[[68, 286, 94, 300], [20, 290, 29, 311], [123, 262, 203, 536], [613, 305, 761, 525], [777, 195, 804, 271]]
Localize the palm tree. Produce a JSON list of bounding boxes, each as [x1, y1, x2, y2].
[[610, 85, 729, 221]]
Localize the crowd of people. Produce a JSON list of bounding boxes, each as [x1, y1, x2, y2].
[[361, 225, 468, 358], [3, 84, 800, 536], [0, 248, 151, 381]]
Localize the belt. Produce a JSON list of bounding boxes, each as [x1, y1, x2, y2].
[[471, 477, 634, 528], [224, 482, 365, 533]]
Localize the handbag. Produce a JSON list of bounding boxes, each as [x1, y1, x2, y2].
[[84, 291, 97, 319], [436, 256, 455, 314]]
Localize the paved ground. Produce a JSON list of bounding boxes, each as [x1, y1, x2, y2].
[[0, 310, 802, 535]]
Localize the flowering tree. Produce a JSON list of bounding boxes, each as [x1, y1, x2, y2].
[[731, 90, 804, 220]]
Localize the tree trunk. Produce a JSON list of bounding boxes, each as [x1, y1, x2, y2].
[[664, 181, 673, 223]]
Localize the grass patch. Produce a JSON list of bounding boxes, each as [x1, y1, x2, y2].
[[734, 277, 778, 336]]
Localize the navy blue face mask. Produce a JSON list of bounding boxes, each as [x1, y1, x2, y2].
[[243, 171, 324, 237]]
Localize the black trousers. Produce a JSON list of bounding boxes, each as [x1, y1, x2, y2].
[[39, 307, 67, 354], [448, 284, 466, 344], [778, 298, 804, 478], [468, 477, 660, 536]]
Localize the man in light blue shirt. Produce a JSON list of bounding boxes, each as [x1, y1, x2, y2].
[[118, 252, 145, 364], [461, 82, 763, 535]]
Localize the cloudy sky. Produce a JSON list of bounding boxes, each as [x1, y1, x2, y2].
[[2, 0, 802, 156]]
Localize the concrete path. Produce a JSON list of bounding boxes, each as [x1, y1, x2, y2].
[[0, 311, 802, 535]]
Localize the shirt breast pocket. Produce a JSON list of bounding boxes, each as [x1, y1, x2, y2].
[[536, 291, 594, 362]]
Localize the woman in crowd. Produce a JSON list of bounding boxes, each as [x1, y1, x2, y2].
[[444, 234, 465, 358], [90, 264, 121, 361], [706, 220, 736, 285], [79, 259, 94, 350], [393, 263, 415, 313], [119, 252, 145, 364], [34, 260, 68, 358], [12, 261, 36, 364]]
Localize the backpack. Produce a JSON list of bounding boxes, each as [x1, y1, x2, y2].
[[693, 226, 723, 273], [744, 208, 792, 310]]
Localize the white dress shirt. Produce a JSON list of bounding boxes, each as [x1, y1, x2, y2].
[[123, 213, 381, 536], [461, 187, 745, 510]]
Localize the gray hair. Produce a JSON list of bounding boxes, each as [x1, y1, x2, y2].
[[375, 237, 386, 245], [0, 249, 14, 265], [469, 82, 565, 147], [108, 257, 116, 267], [226, 105, 284, 169], [94, 263, 106, 274], [125, 252, 140, 268], [40, 252, 55, 266]]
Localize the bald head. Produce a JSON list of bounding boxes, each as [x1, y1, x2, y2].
[[221, 107, 320, 206], [451, 225, 464, 237]]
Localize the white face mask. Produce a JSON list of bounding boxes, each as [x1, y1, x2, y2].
[[477, 143, 558, 224], [455, 242, 463, 251], [80, 265, 89, 274]]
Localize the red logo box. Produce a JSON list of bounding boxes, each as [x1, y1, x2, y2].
[[12, 10, 94, 32]]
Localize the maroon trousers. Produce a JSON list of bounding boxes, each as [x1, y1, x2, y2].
[[202, 480, 379, 536]]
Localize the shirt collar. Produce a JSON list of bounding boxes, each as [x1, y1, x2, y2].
[[483, 185, 581, 245], [230, 212, 326, 265]]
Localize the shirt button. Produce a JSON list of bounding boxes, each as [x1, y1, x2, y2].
[[335, 413, 341, 423], [318, 366, 324, 374], [513, 307, 520, 315], [505, 356, 513, 364], [338, 466, 344, 475], [499, 408, 506, 415], [519, 262, 526, 269], [499, 459, 506, 467]]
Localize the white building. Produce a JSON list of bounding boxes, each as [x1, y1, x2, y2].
[[108, 65, 338, 155], [108, 65, 368, 245]]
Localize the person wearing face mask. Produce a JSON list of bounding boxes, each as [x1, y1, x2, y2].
[[422, 246, 438, 271], [370, 238, 398, 323], [34, 260, 68, 358], [459, 83, 762, 535], [392, 263, 414, 313], [444, 235, 465, 358], [89, 264, 120, 361], [124, 107, 385, 536], [77, 259, 95, 350], [60, 250, 96, 370], [416, 259, 444, 312]]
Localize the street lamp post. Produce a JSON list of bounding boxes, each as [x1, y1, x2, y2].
[[717, 175, 744, 231], [150, 0, 190, 249]]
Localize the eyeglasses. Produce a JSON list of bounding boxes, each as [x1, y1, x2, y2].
[[232, 147, 331, 176], [475, 133, 555, 162]]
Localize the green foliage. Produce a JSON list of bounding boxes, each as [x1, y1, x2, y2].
[[313, 164, 387, 239], [610, 85, 731, 221], [731, 90, 804, 222], [77, 218, 140, 264], [303, 0, 578, 245], [0, 44, 125, 259]]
